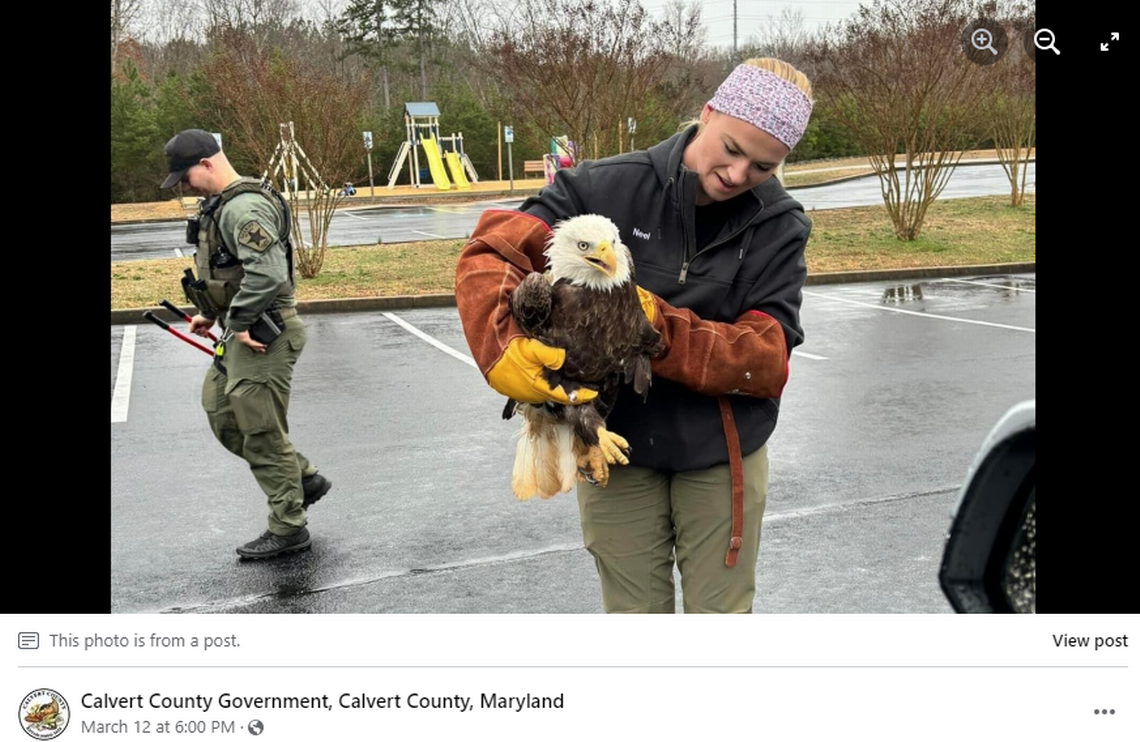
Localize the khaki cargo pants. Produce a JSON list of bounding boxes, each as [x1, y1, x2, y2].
[[202, 314, 317, 536], [577, 445, 769, 613]]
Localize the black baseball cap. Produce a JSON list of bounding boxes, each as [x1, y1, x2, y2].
[[161, 129, 221, 189]]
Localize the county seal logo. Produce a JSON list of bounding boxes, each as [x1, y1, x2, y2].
[[19, 689, 69, 739]]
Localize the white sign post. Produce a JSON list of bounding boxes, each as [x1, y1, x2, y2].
[[363, 131, 374, 197], [504, 126, 515, 193]]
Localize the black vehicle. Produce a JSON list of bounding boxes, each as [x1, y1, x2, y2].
[[940, 400, 1035, 613]]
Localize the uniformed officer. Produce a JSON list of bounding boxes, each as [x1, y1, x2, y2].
[[161, 129, 332, 560]]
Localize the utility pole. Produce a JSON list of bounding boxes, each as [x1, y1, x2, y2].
[[733, 0, 738, 61]]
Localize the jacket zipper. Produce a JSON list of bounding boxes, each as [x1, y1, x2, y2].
[[679, 200, 766, 285], [675, 176, 692, 284]]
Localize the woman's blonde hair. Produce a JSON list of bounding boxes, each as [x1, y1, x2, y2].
[[742, 57, 813, 104]]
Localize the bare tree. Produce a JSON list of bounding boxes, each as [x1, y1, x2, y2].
[[202, 0, 300, 29], [307, 0, 349, 24], [438, 0, 501, 49], [984, 56, 1033, 206], [138, 0, 210, 77], [198, 34, 372, 277], [740, 6, 812, 66], [112, 0, 146, 74], [983, 10, 1035, 206], [810, 0, 988, 240], [477, 0, 697, 163], [203, 0, 302, 55], [653, 2, 719, 133], [659, 0, 706, 58]]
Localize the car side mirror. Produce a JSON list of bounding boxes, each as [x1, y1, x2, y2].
[[939, 400, 1035, 613]]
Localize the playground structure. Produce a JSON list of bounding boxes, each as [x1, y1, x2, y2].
[[542, 136, 576, 184], [262, 121, 329, 201], [386, 102, 479, 190]]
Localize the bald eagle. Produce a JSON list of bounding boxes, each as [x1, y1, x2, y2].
[[505, 214, 663, 500]]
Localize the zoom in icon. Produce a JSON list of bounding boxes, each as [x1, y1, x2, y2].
[[961, 19, 1009, 65]]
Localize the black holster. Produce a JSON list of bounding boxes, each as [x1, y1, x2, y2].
[[185, 216, 201, 245], [181, 269, 222, 317], [248, 308, 286, 346]]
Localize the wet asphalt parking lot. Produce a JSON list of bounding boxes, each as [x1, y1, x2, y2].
[[110, 163, 1034, 262], [110, 273, 1035, 614]]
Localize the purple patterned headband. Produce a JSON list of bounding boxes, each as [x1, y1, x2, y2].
[[708, 64, 813, 150]]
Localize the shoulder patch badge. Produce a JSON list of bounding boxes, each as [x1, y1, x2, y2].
[[238, 221, 272, 252]]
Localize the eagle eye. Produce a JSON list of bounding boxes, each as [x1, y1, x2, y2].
[[576, 240, 590, 252]]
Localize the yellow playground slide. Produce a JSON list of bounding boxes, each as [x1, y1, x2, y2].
[[419, 135, 451, 190], [444, 151, 471, 190]]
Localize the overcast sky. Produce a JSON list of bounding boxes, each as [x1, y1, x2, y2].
[[637, 0, 865, 47], [300, 1, 871, 49], [150, 0, 868, 48]]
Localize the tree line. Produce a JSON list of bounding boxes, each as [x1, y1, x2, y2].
[[112, 0, 1035, 240]]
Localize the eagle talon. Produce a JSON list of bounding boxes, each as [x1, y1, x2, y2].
[[576, 445, 611, 488], [596, 427, 631, 466]]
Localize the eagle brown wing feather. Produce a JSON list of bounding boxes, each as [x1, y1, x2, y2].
[[509, 271, 553, 336], [535, 279, 662, 432]]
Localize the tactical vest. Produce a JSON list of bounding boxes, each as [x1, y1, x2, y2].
[[189, 177, 294, 316]]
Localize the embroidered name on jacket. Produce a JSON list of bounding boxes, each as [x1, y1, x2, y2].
[[632, 227, 652, 240]]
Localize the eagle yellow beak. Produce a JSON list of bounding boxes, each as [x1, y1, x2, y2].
[[584, 240, 617, 277]]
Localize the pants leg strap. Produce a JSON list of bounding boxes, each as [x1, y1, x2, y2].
[[718, 397, 745, 568]]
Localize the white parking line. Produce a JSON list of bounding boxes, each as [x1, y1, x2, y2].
[[384, 311, 830, 367], [174, 247, 184, 258], [412, 230, 447, 239], [340, 210, 368, 221], [381, 312, 477, 367], [938, 277, 1035, 293], [803, 290, 1035, 333], [111, 326, 137, 423], [792, 350, 828, 360], [766, 486, 959, 522]]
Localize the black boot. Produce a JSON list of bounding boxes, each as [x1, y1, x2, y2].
[[302, 473, 332, 508], [236, 528, 312, 560]]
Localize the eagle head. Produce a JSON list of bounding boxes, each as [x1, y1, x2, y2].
[[544, 214, 632, 292]]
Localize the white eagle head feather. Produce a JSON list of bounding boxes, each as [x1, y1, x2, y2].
[[544, 214, 632, 292]]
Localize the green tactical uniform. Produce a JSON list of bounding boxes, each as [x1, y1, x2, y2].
[[195, 178, 317, 537]]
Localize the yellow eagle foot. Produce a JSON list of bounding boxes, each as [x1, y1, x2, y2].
[[575, 427, 631, 487], [596, 427, 630, 465], [577, 445, 611, 488]]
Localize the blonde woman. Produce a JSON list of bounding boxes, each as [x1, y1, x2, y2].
[[457, 59, 814, 613]]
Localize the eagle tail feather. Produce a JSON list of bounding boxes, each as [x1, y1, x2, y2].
[[511, 407, 577, 500]]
